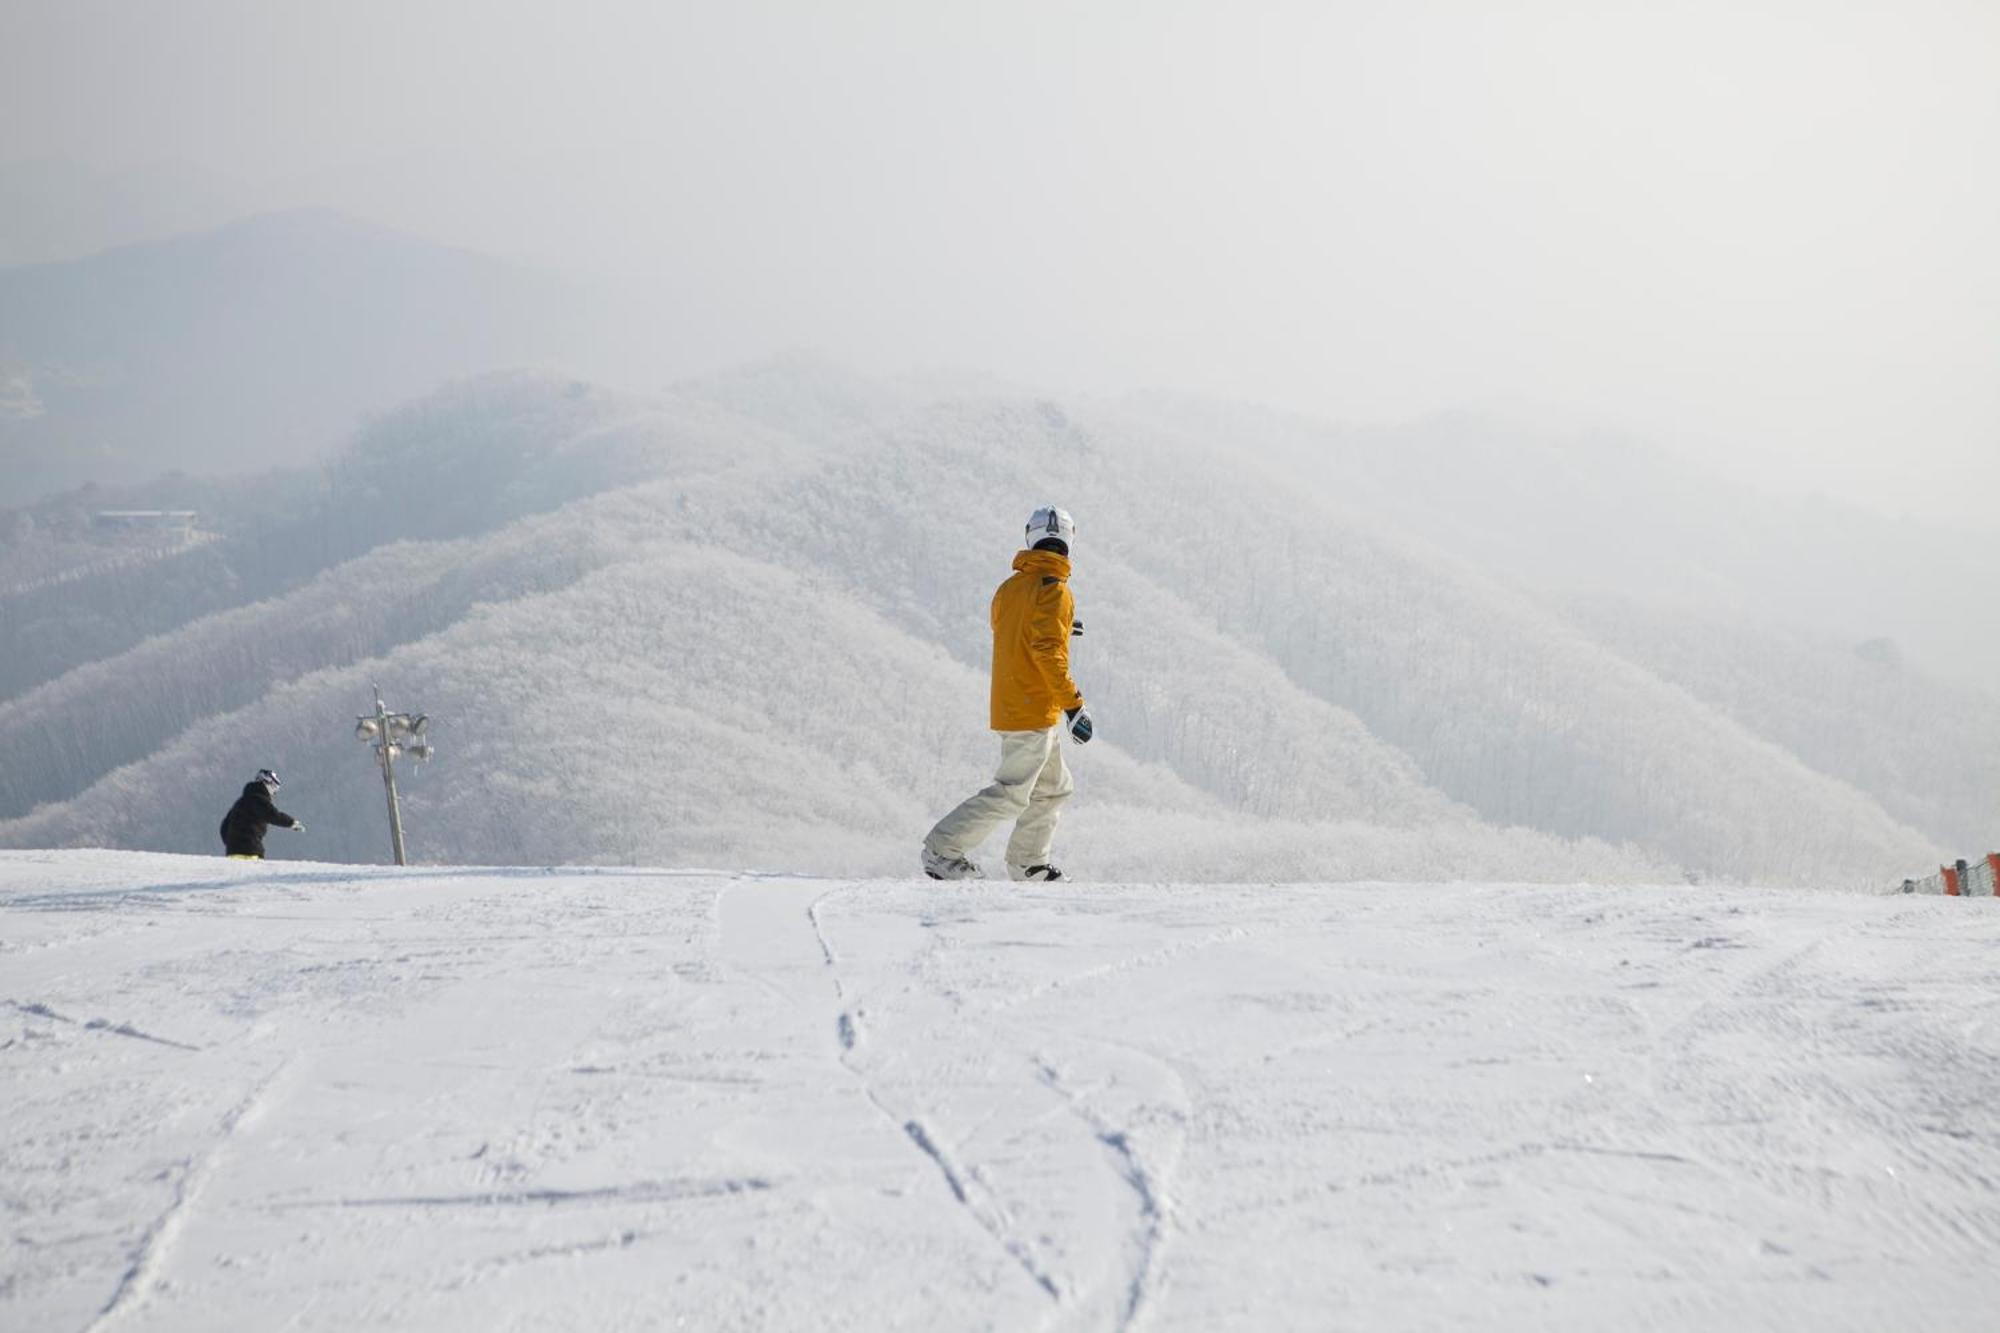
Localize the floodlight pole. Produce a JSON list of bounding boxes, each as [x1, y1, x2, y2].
[[358, 684, 432, 860], [374, 684, 408, 860], [354, 686, 433, 866], [371, 686, 408, 866]]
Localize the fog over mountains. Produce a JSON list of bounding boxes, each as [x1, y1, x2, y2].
[[1, 221, 1993, 888], [0, 210, 689, 505]]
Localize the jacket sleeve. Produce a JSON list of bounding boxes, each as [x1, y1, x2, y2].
[[1029, 585, 1084, 712], [251, 787, 296, 829]]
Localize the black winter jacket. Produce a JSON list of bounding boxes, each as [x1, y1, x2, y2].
[[220, 782, 296, 858]]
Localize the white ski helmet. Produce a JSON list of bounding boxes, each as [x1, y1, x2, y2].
[[1025, 505, 1075, 551]]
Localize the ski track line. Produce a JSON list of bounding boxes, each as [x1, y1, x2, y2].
[[878, 1097, 1065, 1306], [805, 885, 849, 974], [1648, 923, 1846, 1048], [1610, 918, 1853, 1132], [7, 999, 202, 1051], [806, 884, 859, 1042], [797, 882, 1069, 1313], [448, 1226, 657, 1288], [902, 896, 1200, 1328], [272, 1177, 772, 1212], [901, 1114, 1061, 1300], [82, 1057, 295, 1333], [896, 901, 1188, 1327], [989, 926, 1254, 1014], [1632, 912, 2000, 1254], [1036, 1055, 1181, 1332]]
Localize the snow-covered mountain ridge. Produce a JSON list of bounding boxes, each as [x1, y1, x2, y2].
[[1, 361, 1990, 885], [5, 850, 1997, 1331]]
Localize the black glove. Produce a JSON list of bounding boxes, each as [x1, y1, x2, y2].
[[1065, 706, 1093, 744], [1070, 618, 1083, 637]]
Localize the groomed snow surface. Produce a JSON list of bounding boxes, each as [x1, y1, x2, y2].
[[4, 852, 1997, 1332]]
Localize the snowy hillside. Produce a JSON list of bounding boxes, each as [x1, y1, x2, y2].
[[1127, 396, 2000, 689], [7, 358, 1992, 888], [0, 359, 1985, 885], [6, 850, 1998, 1331], [1559, 592, 2000, 856]]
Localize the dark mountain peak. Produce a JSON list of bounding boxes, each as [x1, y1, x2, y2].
[[5, 207, 491, 280], [0, 210, 605, 507]]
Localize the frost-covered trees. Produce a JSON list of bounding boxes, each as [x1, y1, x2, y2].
[[0, 363, 1979, 886]]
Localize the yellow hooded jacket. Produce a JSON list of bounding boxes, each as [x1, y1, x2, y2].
[[990, 548, 1084, 731]]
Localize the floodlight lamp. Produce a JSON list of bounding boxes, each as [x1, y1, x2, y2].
[[408, 714, 428, 737], [356, 718, 381, 741], [408, 743, 434, 761]]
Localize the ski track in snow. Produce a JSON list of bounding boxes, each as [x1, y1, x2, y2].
[[6, 852, 2000, 1331], [1035, 1058, 1177, 1330], [852, 893, 1190, 1331], [83, 1058, 294, 1333], [735, 878, 1076, 1316], [6, 1000, 203, 1052], [271, 1177, 772, 1212], [988, 924, 1256, 1014], [896, 1112, 1064, 1303]]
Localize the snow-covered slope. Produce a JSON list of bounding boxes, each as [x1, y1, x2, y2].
[[1559, 591, 2000, 855], [0, 524, 1656, 885], [5, 851, 1997, 1331], [1121, 396, 2000, 691], [0, 363, 1972, 886]]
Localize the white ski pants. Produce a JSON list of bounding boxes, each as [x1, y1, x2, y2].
[[925, 726, 1074, 871]]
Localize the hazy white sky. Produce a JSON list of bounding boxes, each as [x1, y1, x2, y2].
[[4, 0, 1996, 518]]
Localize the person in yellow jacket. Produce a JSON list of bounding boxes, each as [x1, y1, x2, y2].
[[922, 505, 1094, 882]]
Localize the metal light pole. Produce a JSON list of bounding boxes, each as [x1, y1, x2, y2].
[[354, 685, 433, 865]]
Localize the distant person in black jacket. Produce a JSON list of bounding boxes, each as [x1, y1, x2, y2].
[[219, 769, 303, 858]]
